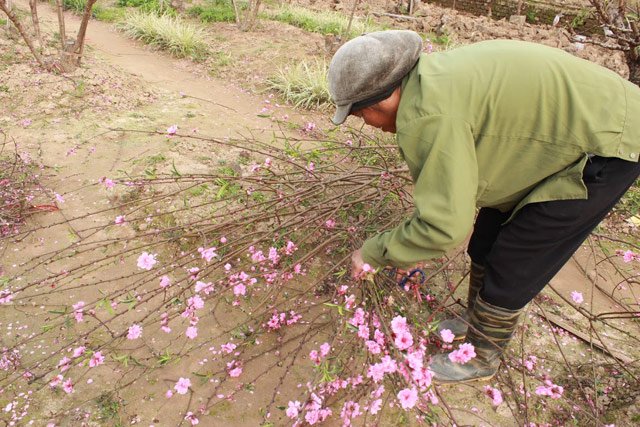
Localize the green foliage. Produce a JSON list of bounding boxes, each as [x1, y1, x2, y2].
[[95, 392, 122, 422], [93, 7, 127, 23], [188, 0, 237, 23], [267, 60, 331, 110], [0, 18, 6, 26], [263, 4, 379, 38], [118, 12, 209, 60], [117, 0, 174, 15], [571, 9, 593, 29], [63, 0, 89, 14]]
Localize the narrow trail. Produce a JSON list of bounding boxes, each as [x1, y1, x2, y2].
[[18, 0, 298, 136]]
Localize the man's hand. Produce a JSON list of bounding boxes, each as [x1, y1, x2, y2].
[[351, 248, 368, 280]]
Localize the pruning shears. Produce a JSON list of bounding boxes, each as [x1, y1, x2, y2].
[[385, 267, 428, 302]]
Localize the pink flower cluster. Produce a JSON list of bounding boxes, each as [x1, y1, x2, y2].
[[136, 252, 157, 270], [620, 249, 639, 263], [535, 379, 564, 399], [448, 342, 476, 364], [309, 342, 331, 365], [197, 246, 217, 263], [391, 315, 414, 351], [266, 310, 302, 331], [72, 301, 85, 323], [484, 385, 503, 406]]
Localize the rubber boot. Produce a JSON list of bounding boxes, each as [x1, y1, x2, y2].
[[430, 294, 522, 384], [437, 262, 485, 341]]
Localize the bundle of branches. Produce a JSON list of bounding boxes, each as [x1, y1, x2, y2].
[[0, 129, 638, 426]]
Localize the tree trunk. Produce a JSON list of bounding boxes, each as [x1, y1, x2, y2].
[[28, 0, 42, 47], [70, 0, 98, 66], [0, 0, 48, 69], [54, 0, 66, 51]]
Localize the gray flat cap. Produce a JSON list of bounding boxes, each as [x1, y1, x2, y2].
[[328, 30, 423, 125]]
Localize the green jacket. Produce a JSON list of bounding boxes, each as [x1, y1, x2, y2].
[[362, 40, 640, 269]]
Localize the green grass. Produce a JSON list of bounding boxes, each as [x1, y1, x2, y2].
[[118, 12, 209, 60], [117, 0, 174, 15], [63, 0, 89, 13], [94, 7, 127, 22], [188, 0, 238, 23], [266, 60, 331, 110], [262, 4, 380, 38]]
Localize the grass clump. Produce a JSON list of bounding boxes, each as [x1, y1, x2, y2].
[[188, 0, 237, 23], [94, 7, 127, 22], [267, 60, 331, 110], [263, 4, 379, 38], [117, 0, 174, 15], [118, 12, 209, 60]]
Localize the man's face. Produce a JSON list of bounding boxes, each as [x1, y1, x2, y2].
[[351, 107, 397, 133]]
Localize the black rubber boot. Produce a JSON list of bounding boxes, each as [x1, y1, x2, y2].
[[437, 262, 484, 341]]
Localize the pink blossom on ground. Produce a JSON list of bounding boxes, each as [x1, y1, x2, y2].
[[127, 324, 143, 340], [55, 193, 65, 203], [325, 219, 336, 229], [440, 328, 455, 343], [571, 291, 584, 304], [165, 389, 173, 398], [309, 350, 321, 365], [448, 343, 476, 364], [365, 340, 381, 354], [286, 400, 302, 419], [362, 263, 373, 273], [0, 290, 14, 304], [307, 162, 315, 172], [89, 352, 105, 367], [114, 215, 126, 225], [484, 385, 503, 406], [220, 342, 236, 353], [167, 125, 178, 135], [136, 252, 157, 270], [174, 377, 191, 394], [397, 387, 418, 409], [186, 326, 198, 339]]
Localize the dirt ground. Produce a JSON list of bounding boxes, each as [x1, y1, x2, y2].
[[1, 1, 639, 426]]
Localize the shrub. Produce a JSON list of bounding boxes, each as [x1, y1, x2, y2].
[[267, 60, 331, 110], [117, 0, 174, 15], [187, 0, 237, 23], [118, 12, 209, 60], [263, 4, 380, 38]]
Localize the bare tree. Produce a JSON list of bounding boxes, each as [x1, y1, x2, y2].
[[1, 0, 98, 72], [231, 0, 263, 31], [587, 0, 640, 85]]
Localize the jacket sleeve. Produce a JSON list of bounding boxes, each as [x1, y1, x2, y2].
[[361, 115, 478, 269]]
